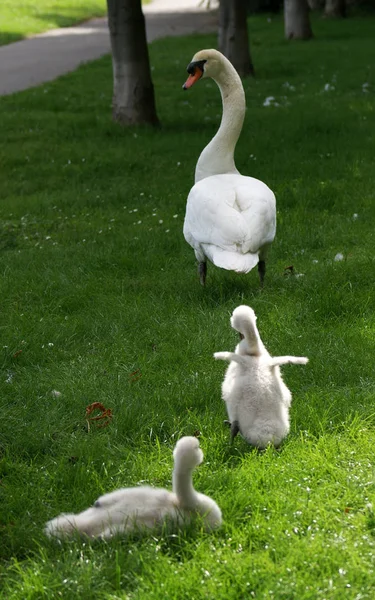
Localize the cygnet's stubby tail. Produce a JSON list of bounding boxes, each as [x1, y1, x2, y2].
[[230, 305, 264, 356], [45, 512, 95, 538]]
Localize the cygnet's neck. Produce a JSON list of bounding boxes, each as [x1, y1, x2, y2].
[[173, 463, 197, 508], [195, 61, 246, 184]]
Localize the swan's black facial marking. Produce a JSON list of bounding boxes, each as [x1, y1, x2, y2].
[[94, 500, 101, 508], [186, 59, 207, 75], [239, 333, 245, 340], [182, 59, 207, 90]]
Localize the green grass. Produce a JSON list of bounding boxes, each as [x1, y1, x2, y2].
[[1, 12, 375, 599], [0, 0, 108, 45], [0, 0, 151, 45]]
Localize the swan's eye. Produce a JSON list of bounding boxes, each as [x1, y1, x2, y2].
[[183, 60, 207, 90]]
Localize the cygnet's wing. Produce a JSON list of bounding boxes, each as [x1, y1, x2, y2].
[[270, 356, 309, 368]]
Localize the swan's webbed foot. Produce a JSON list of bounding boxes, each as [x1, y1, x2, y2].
[[258, 260, 266, 287], [198, 261, 207, 286], [230, 420, 240, 444]]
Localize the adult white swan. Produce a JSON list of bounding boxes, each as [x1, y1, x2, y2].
[[182, 49, 276, 286]]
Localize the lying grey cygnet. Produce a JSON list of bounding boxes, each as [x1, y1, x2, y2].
[[214, 305, 308, 449], [45, 436, 222, 539]]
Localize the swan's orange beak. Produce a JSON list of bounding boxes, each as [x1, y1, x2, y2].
[[183, 68, 203, 90], [182, 59, 206, 90]]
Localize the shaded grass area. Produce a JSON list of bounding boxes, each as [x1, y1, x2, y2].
[[1, 13, 375, 599]]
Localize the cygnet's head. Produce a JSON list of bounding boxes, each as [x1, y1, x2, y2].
[[173, 436, 203, 470], [230, 305, 259, 355], [182, 49, 226, 90], [231, 305, 256, 336]]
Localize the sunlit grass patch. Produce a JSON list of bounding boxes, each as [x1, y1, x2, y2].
[[1, 13, 375, 599]]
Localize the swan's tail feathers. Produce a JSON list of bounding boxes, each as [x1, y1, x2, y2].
[[270, 356, 309, 368], [230, 305, 263, 356], [201, 245, 259, 274]]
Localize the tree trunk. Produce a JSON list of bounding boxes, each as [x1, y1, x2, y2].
[[219, 0, 254, 78], [284, 0, 313, 39], [307, 0, 323, 9], [107, 0, 159, 126], [324, 0, 346, 17]]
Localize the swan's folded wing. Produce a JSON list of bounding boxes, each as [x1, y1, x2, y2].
[[239, 198, 276, 253], [233, 178, 276, 253], [184, 178, 249, 251], [184, 175, 276, 255]]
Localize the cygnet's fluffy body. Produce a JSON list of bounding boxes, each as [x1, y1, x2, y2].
[[214, 305, 308, 449], [45, 437, 222, 539]]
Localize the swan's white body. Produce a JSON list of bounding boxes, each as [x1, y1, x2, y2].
[[45, 437, 222, 539], [184, 174, 276, 273], [183, 49, 276, 280], [214, 305, 308, 449]]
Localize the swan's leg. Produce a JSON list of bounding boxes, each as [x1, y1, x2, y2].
[[198, 261, 207, 286], [224, 419, 231, 428], [230, 420, 240, 443], [258, 260, 266, 286]]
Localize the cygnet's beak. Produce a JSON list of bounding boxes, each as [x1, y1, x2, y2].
[[182, 59, 206, 90]]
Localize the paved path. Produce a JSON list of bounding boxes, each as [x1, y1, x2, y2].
[[0, 0, 218, 96]]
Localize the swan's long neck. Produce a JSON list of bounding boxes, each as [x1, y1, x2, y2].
[[173, 464, 197, 508], [195, 62, 246, 184]]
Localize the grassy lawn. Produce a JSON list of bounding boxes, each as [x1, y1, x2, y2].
[[0, 0, 110, 46], [0, 0, 152, 46], [1, 13, 375, 599], [0, 0, 108, 46]]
